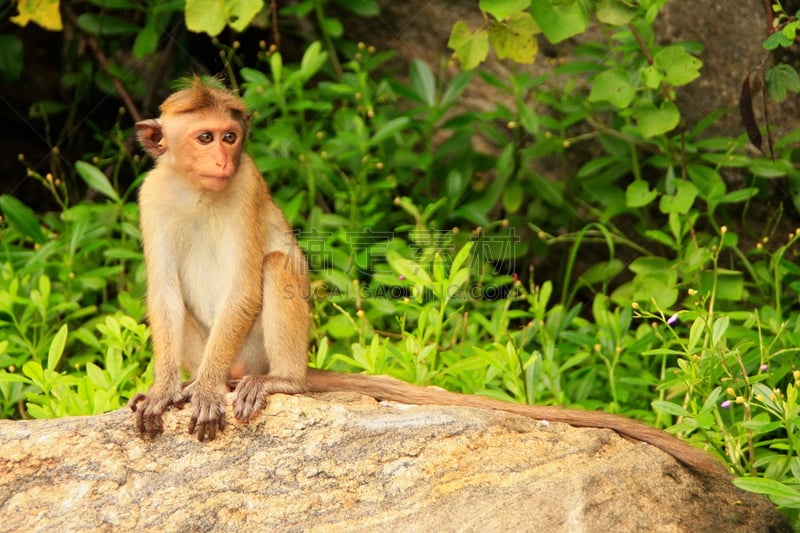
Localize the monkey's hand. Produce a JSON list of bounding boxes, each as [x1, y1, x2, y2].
[[186, 384, 228, 442], [129, 386, 187, 437]]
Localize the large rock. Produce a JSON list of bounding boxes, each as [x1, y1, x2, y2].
[[0, 392, 790, 532]]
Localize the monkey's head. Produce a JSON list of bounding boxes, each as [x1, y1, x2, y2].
[[136, 77, 250, 193]]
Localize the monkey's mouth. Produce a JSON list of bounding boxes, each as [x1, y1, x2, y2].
[[200, 175, 232, 191]]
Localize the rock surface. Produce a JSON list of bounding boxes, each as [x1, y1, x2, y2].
[[0, 392, 791, 532]]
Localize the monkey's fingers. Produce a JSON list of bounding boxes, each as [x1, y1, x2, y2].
[[180, 381, 195, 405], [129, 394, 144, 411], [129, 395, 166, 436], [142, 410, 165, 436], [232, 376, 269, 423], [188, 402, 226, 441]]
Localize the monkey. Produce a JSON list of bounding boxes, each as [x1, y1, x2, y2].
[[129, 78, 724, 474]]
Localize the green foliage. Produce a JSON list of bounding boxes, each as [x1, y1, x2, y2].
[[0, 34, 23, 84], [0, 167, 149, 418]]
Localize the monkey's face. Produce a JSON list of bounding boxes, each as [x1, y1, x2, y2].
[[167, 113, 245, 192]]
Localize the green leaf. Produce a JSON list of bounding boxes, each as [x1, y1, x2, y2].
[[446, 169, 466, 201], [625, 180, 658, 207], [530, 0, 589, 44], [749, 158, 794, 178], [185, 0, 264, 36], [133, 19, 160, 59], [782, 21, 799, 40], [700, 270, 743, 301], [386, 251, 431, 285], [580, 259, 624, 284], [686, 164, 725, 201], [0, 34, 24, 84], [75, 161, 120, 202], [589, 69, 635, 108], [765, 63, 800, 103], [433, 254, 446, 283], [240, 67, 270, 85], [740, 420, 784, 434], [448, 20, 490, 70], [186, 0, 226, 35], [732, 477, 800, 507], [596, 0, 636, 25], [47, 325, 68, 373], [409, 60, 436, 106], [22, 361, 46, 389], [659, 180, 697, 214], [86, 362, 110, 389], [640, 65, 662, 89], [299, 41, 327, 81], [320, 16, 343, 38], [529, 170, 563, 206], [370, 117, 411, 145], [652, 400, 690, 417], [762, 31, 793, 50], [720, 188, 758, 204], [453, 202, 490, 227], [336, 0, 379, 17], [229, 0, 265, 32], [76, 14, 140, 36], [711, 315, 729, 346], [633, 101, 680, 137], [325, 314, 357, 339], [29, 100, 67, 119], [480, 0, 529, 20], [626, 257, 678, 308], [487, 13, 538, 64], [654, 46, 702, 86], [503, 181, 524, 213], [687, 317, 704, 352], [0, 195, 46, 244], [450, 241, 474, 278], [270, 51, 283, 83], [86, 0, 140, 7], [441, 71, 473, 108]]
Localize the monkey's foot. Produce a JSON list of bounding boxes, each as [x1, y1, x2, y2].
[[232, 375, 306, 423], [129, 391, 186, 437], [188, 390, 227, 442], [232, 375, 271, 423]]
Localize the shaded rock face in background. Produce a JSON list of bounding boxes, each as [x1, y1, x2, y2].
[[346, 0, 799, 138], [0, 393, 791, 532], [656, 0, 800, 139]]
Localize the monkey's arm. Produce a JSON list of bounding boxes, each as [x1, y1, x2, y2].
[[129, 216, 188, 435], [187, 286, 263, 441], [304, 368, 725, 474]]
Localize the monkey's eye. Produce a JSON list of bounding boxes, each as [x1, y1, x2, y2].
[[197, 132, 213, 144], [222, 131, 238, 144]]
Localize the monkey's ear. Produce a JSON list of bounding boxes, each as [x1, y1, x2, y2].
[[136, 119, 166, 158]]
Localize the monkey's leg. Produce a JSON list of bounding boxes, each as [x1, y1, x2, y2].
[[233, 251, 310, 422]]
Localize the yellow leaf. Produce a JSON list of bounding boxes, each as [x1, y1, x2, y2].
[[11, 0, 63, 31], [488, 13, 538, 64]]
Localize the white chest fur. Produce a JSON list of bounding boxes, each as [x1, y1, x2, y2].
[[178, 208, 241, 327]]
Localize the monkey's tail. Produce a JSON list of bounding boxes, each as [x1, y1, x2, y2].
[[306, 368, 726, 474]]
